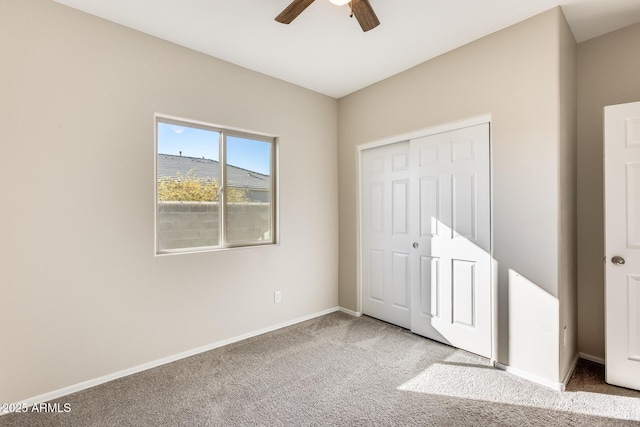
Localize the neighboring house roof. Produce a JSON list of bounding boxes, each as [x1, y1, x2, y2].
[[158, 154, 270, 190]]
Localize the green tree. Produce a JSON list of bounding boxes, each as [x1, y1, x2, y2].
[[158, 169, 248, 203]]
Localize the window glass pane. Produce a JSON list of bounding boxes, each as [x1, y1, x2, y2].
[[225, 136, 272, 245], [157, 122, 220, 250]]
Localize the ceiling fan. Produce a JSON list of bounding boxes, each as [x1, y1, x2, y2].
[[275, 0, 380, 32]]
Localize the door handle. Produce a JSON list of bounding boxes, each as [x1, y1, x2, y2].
[[611, 256, 626, 265], [413, 242, 419, 249]]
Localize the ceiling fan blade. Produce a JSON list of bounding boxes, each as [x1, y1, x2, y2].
[[351, 0, 380, 32], [275, 0, 316, 24]]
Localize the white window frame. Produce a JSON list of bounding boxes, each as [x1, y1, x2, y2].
[[154, 114, 278, 255]]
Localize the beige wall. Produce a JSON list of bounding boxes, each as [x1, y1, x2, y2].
[[339, 8, 575, 383], [576, 22, 640, 360], [558, 10, 578, 381], [0, 0, 338, 403]]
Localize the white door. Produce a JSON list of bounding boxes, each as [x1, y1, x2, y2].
[[605, 101, 640, 391], [362, 141, 412, 328], [409, 124, 491, 358], [361, 123, 491, 358]]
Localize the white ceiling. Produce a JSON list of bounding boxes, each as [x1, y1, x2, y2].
[[53, 0, 640, 98]]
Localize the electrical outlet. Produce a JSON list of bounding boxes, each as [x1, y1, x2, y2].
[[274, 291, 282, 304]]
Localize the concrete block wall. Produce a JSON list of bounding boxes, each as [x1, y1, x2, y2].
[[157, 202, 271, 250], [226, 202, 273, 244]]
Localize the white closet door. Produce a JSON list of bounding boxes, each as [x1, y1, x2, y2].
[[409, 123, 491, 358], [362, 141, 412, 328], [361, 123, 491, 358]]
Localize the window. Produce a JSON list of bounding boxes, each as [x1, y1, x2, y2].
[[155, 116, 276, 254]]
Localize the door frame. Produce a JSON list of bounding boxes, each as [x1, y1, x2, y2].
[[356, 114, 497, 362]]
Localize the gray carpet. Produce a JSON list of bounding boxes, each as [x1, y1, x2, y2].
[[2, 312, 640, 426]]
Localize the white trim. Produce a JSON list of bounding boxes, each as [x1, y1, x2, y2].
[[356, 145, 363, 314], [357, 114, 492, 152], [579, 352, 605, 365], [2, 307, 340, 415], [488, 122, 498, 364], [494, 362, 564, 391], [562, 354, 581, 390], [154, 113, 159, 255], [339, 307, 362, 317]]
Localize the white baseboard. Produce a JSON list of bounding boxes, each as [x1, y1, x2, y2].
[[496, 353, 581, 392], [579, 352, 605, 365], [338, 307, 362, 317], [494, 362, 564, 391], [561, 354, 581, 391], [3, 307, 341, 415]]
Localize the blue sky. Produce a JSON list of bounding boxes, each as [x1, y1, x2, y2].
[[157, 122, 271, 175]]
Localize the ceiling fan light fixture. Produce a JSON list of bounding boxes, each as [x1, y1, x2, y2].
[[329, 0, 350, 5]]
